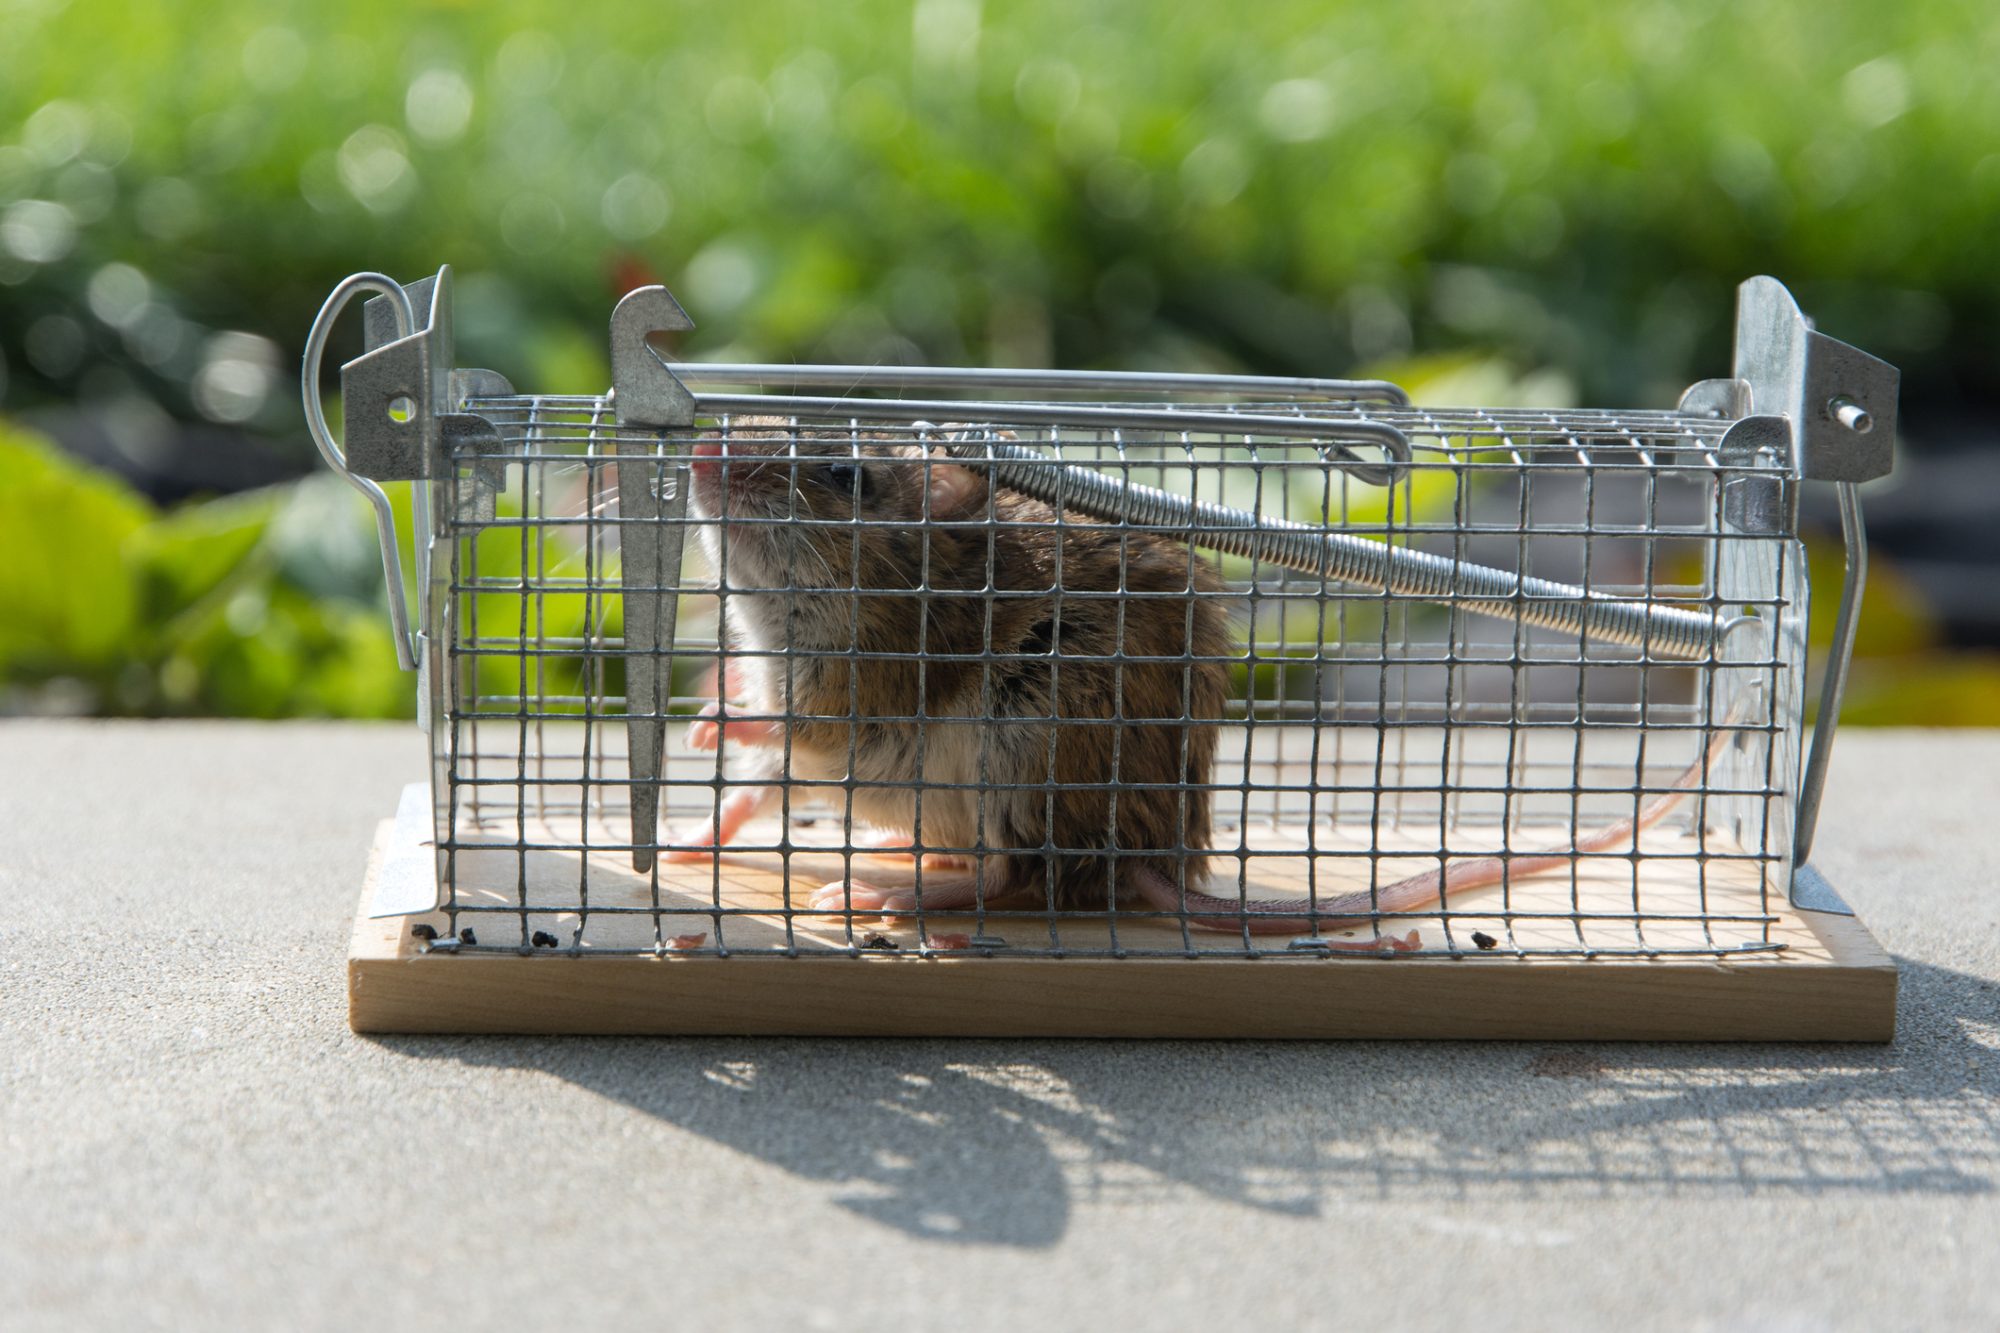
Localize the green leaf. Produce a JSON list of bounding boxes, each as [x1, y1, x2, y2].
[[0, 422, 149, 681], [130, 487, 280, 635]]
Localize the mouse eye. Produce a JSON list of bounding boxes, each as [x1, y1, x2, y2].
[[825, 461, 867, 498]]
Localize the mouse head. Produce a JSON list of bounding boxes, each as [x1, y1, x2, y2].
[[687, 416, 986, 592]]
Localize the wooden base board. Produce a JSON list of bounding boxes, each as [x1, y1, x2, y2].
[[347, 820, 1897, 1040]]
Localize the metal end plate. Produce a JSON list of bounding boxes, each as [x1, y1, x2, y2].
[[1734, 276, 1898, 483], [369, 782, 442, 917]]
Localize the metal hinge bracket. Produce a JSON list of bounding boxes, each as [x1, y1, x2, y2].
[[1731, 276, 1898, 482]]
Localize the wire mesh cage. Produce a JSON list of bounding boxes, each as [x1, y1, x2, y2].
[[313, 269, 1900, 1036]]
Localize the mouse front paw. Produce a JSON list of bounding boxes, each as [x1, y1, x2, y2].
[[662, 828, 726, 864], [661, 785, 778, 862], [684, 702, 782, 752], [684, 707, 722, 752]]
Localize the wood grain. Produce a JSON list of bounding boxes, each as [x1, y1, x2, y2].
[[348, 818, 1897, 1040]]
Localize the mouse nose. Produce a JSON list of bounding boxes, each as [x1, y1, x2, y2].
[[690, 440, 722, 472]]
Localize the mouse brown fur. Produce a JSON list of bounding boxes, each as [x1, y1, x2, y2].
[[672, 416, 1232, 916]]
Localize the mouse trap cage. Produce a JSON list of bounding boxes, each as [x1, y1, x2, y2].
[[311, 268, 1896, 1039]]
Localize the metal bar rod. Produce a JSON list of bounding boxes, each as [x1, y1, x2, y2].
[[671, 362, 1411, 405], [689, 392, 1412, 486], [468, 393, 1737, 438], [1792, 482, 1866, 868], [944, 438, 1744, 661]]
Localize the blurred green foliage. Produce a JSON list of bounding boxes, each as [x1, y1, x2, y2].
[[1806, 537, 2000, 726], [5, 0, 1998, 408], [1, 0, 1997, 718], [0, 419, 408, 716]]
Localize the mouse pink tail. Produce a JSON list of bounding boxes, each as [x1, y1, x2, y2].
[[1132, 714, 1739, 938]]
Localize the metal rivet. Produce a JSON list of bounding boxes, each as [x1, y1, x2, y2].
[[1828, 396, 1873, 434]]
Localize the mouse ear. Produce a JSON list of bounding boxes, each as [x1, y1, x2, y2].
[[922, 448, 987, 517]]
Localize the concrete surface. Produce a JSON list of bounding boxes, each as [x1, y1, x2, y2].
[[3, 720, 1997, 1332]]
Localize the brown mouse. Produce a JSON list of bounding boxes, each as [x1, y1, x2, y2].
[[666, 415, 1738, 944], [665, 415, 1236, 925]]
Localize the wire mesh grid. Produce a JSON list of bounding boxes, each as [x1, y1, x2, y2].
[[424, 392, 1801, 961]]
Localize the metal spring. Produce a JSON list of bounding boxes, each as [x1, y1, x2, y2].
[[942, 437, 1744, 661]]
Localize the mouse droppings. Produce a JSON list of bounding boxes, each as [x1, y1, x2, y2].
[[531, 931, 558, 948], [860, 933, 900, 951], [1471, 931, 1499, 950], [458, 927, 477, 946], [410, 923, 438, 942]]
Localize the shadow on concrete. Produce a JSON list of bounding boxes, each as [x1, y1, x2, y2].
[[374, 956, 1999, 1248]]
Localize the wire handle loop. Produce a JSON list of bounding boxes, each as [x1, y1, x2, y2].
[[301, 273, 420, 669]]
